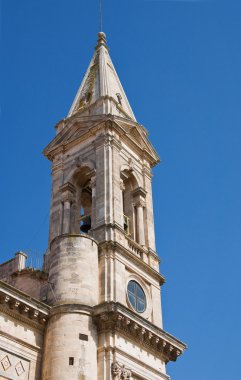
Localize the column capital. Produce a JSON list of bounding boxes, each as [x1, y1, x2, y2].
[[60, 182, 76, 203], [134, 199, 146, 208], [60, 182, 76, 194]]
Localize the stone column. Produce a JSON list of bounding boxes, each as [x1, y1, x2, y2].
[[60, 182, 76, 234], [90, 175, 96, 229], [94, 131, 113, 241], [136, 201, 145, 246], [49, 155, 64, 243], [142, 165, 156, 251], [133, 187, 147, 247], [63, 200, 71, 234], [112, 136, 123, 227], [95, 135, 106, 228], [120, 179, 125, 229]]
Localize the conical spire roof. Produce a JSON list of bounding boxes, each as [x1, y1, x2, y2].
[[68, 32, 136, 121]]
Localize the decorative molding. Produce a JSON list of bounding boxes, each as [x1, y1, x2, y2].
[[98, 239, 165, 285], [134, 200, 146, 208], [132, 187, 147, 198], [111, 362, 132, 380], [44, 114, 160, 167], [59, 182, 76, 193], [93, 302, 187, 364], [0, 287, 49, 330], [49, 233, 98, 251], [0, 281, 49, 323], [60, 182, 76, 203]]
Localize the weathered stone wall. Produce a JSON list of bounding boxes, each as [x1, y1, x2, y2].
[[47, 234, 98, 305], [42, 309, 98, 380], [10, 271, 48, 302]]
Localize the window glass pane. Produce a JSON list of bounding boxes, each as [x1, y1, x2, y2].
[[127, 280, 136, 295], [127, 292, 136, 310], [137, 299, 145, 313], [137, 285, 145, 300]]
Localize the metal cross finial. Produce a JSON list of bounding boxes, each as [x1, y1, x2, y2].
[[99, 0, 103, 32]]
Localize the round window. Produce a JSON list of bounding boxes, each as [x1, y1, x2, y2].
[[127, 280, 146, 313]]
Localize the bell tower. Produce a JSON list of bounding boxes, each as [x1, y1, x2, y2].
[[42, 32, 186, 380]]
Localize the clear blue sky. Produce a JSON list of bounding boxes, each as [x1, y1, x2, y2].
[[1, 0, 241, 379]]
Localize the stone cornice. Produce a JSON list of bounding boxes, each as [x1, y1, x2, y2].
[[93, 302, 187, 364], [59, 181, 76, 194], [49, 303, 93, 317], [113, 119, 160, 167], [132, 186, 147, 198], [49, 233, 98, 250], [0, 281, 50, 329], [98, 240, 165, 285], [44, 115, 159, 167]]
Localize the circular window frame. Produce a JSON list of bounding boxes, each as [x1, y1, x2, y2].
[[127, 280, 146, 313], [126, 274, 152, 319]]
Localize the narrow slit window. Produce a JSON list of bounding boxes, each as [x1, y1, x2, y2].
[[69, 357, 74, 366], [79, 333, 88, 341]]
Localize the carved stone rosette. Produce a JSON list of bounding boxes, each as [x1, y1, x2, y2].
[[111, 362, 132, 380]]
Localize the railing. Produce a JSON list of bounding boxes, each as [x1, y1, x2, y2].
[[126, 237, 143, 260], [25, 251, 44, 270]]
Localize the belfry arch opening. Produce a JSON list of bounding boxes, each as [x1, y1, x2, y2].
[[79, 184, 92, 233], [121, 170, 139, 242], [73, 166, 94, 235]]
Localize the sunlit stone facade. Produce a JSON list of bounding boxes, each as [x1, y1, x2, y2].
[[0, 33, 186, 380]]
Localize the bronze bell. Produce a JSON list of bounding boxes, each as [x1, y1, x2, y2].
[[80, 216, 91, 233]]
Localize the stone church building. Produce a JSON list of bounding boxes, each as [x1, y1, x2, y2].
[[0, 32, 186, 380]]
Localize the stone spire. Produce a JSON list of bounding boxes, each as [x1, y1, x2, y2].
[[68, 32, 136, 121]]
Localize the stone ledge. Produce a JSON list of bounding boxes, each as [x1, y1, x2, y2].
[[93, 301, 187, 363], [49, 233, 99, 249], [99, 240, 165, 285], [49, 303, 93, 317], [0, 280, 50, 328]]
